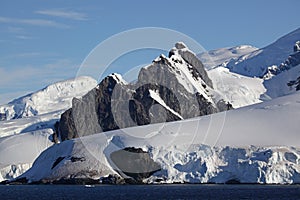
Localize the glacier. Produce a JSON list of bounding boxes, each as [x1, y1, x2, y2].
[[0, 76, 97, 182], [0, 129, 53, 182]]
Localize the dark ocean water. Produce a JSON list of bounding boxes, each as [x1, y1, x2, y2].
[[1, 184, 300, 200]]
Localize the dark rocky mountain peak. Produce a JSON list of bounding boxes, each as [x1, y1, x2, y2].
[[55, 43, 232, 141]]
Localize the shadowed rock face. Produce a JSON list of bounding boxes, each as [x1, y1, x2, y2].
[[58, 109, 77, 141], [110, 147, 161, 182], [129, 83, 182, 125], [0, 113, 6, 121], [57, 76, 121, 141], [55, 43, 232, 141]]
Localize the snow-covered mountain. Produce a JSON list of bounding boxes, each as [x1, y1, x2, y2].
[[263, 45, 300, 80], [208, 67, 266, 108], [223, 28, 300, 77], [55, 42, 232, 142], [198, 28, 300, 105], [0, 76, 97, 182], [19, 91, 300, 184], [1, 29, 300, 184], [0, 110, 61, 138], [263, 64, 300, 99], [198, 45, 258, 69], [0, 76, 97, 121]]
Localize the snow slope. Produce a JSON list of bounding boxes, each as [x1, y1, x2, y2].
[[200, 28, 300, 107], [149, 89, 183, 119], [0, 76, 97, 121], [208, 67, 266, 108], [0, 110, 63, 138], [0, 129, 53, 182], [198, 45, 258, 69], [0, 76, 98, 182], [20, 91, 300, 184], [263, 64, 300, 99], [224, 28, 300, 77]]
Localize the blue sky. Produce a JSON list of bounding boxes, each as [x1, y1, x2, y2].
[[0, 0, 300, 104]]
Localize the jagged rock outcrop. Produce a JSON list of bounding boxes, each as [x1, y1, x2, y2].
[[55, 43, 232, 141], [264, 41, 300, 79], [294, 41, 300, 52], [100, 174, 126, 184], [287, 76, 300, 91], [172, 42, 213, 88]]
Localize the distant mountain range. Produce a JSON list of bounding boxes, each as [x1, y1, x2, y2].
[[200, 28, 300, 77], [0, 76, 97, 121]]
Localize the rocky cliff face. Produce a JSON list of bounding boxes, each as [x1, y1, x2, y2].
[[56, 42, 232, 141]]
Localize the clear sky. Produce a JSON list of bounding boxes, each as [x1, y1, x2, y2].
[[0, 0, 300, 104]]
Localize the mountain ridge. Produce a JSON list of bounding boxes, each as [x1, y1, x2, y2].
[[0, 76, 97, 121], [224, 28, 300, 77], [1, 29, 300, 184], [55, 42, 232, 141]]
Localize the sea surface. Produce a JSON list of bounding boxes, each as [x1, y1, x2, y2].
[[1, 184, 300, 200]]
